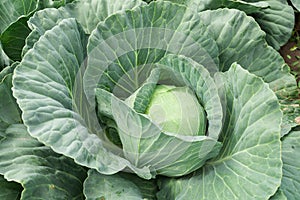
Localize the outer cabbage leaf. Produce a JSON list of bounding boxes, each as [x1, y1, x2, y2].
[[39, 0, 76, 8], [280, 100, 300, 137], [62, 0, 146, 34], [0, 0, 91, 61], [0, 124, 87, 199], [157, 64, 282, 199], [0, 73, 22, 125], [0, 43, 10, 69], [0, 0, 74, 61], [290, 0, 300, 11], [84, 169, 157, 200], [0, 0, 39, 34], [279, 130, 300, 199], [0, 175, 22, 200], [85, 1, 219, 103], [0, 0, 39, 61], [1, 17, 31, 62], [173, 0, 294, 50], [169, 0, 269, 13], [22, 0, 146, 55], [13, 18, 151, 179], [0, 62, 18, 81], [251, 0, 294, 50], [198, 8, 297, 98], [270, 189, 288, 200]]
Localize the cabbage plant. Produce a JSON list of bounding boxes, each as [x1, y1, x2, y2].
[[0, 0, 300, 199]]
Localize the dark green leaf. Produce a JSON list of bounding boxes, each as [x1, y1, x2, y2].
[[0, 124, 87, 199], [84, 170, 158, 200]]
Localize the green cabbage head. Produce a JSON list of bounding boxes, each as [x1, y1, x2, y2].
[[126, 84, 207, 136]]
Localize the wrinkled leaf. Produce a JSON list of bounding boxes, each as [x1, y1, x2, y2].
[[96, 88, 221, 177], [198, 8, 297, 98], [174, 0, 294, 50], [13, 18, 151, 179], [252, 0, 294, 50], [95, 54, 223, 177], [0, 124, 87, 199], [39, 0, 76, 8], [171, 0, 269, 13], [22, 0, 146, 55], [85, 0, 219, 103]]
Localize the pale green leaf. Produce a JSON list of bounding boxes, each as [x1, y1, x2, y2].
[[13, 18, 151, 179], [156, 54, 223, 139], [198, 8, 297, 98], [22, 0, 145, 55], [96, 87, 221, 177], [175, 0, 294, 50], [291, 0, 300, 11], [157, 64, 282, 199], [94, 54, 223, 177], [171, 0, 269, 13], [62, 0, 146, 34], [117, 172, 158, 199], [39, 0, 76, 8], [85, 0, 219, 102], [252, 0, 294, 50], [125, 68, 161, 114], [280, 130, 300, 200], [0, 0, 39, 61]]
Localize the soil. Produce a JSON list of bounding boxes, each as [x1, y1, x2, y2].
[[279, 13, 300, 85]]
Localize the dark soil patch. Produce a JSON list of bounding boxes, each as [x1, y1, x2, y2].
[[280, 13, 300, 85]]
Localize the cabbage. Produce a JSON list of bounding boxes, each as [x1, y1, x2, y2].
[[0, 0, 299, 199]]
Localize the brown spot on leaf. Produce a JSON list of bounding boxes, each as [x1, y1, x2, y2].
[[295, 116, 300, 124]]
